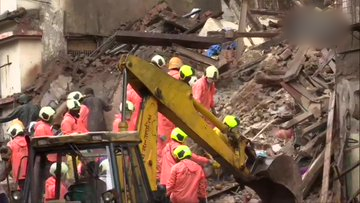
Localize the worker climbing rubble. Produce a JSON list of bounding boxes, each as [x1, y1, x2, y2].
[[167, 145, 208, 203], [0, 94, 40, 129], [45, 162, 69, 202], [3, 123, 28, 190], [67, 91, 89, 133], [83, 87, 112, 131], [159, 127, 210, 201], [192, 65, 219, 112], [113, 100, 135, 132], [61, 99, 84, 135]]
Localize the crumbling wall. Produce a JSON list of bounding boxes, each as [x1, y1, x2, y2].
[[62, 0, 221, 36]]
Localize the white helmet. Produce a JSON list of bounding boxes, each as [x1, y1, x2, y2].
[[119, 101, 135, 112], [7, 123, 25, 137], [151, 55, 166, 68], [67, 91, 84, 101], [39, 106, 56, 121], [205, 65, 219, 80], [66, 99, 81, 110], [188, 76, 198, 87], [99, 159, 109, 175], [50, 162, 69, 177]]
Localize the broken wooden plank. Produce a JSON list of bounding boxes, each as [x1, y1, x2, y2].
[[301, 118, 327, 136], [221, 55, 266, 77], [207, 31, 280, 38], [159, 10, 193, 31], [172, 43, 218, 67], [299, 131, 326, 158], [283, 46, 309, 82], [184, 11, 223, 34], [280, 111, 313, 129], [236, 0, 249, 59], [247, 11, 262, 31], [115, 31, 228, 49], [313, 49, 336, 77], [320, 92, 335, 203], [249, 9, 285, 16], [289, 81, 319, 102], [281, 82, 312, 110], [302, 150, 325, 198], [208, 183, 239, 199], [250, 34, 285, 51]]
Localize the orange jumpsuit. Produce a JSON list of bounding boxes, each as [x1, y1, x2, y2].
[[45, 176, 68, 202], [61, 112, 86, 135], [159, 140, 209, 186], [127, 84, 142, 131], [7, 136, 28, 183], [192, 76, 216, 111], [34, 121, 56, 162], [167, 159, 207, 203], [79, 105, 89, 133]]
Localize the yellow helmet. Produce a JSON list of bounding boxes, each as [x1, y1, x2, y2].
[[168, 57, 183, 69], [151, 55, 166, 68], [66, 99, 81, 110], [173, 145, 192, 160], [179, 65, 195, 80], [119, 100, 135, 112], [67, 91, 84, 101], [205, 65, 219, 80], [223, 115, 240, 129], [170, 128, 188, 143], [39, 106, 56, 121], [50, 162, 69, 177], [7, 123, 25, 137]]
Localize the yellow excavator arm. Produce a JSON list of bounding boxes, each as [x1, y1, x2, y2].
[[118, 55, 302, 203]]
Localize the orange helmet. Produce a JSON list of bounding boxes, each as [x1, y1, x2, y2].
[[168, 57, 183, 69]]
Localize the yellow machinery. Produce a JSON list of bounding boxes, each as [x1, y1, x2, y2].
[[118, 55, 303, 203]]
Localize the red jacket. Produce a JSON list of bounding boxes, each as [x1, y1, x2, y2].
[[45, 176, 68, 202], [34, 121, 57, 162], [7, 136, 28, 182], [167, 159, 207, 203], [126, 84, 142, 130], [61, 112, 85, 135], [192, 76, 216, 110], [112, 114, 135, 132], [79, 105, 89, 132], [159, 140, 209, 186], [34, 121, 53, 138]]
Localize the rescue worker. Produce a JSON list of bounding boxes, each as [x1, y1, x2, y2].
[[151, 54, 166, 68], [34, 106, 56, 138], [160, 128, 210, 187], [213, 115, 240, 144], [179, 65, 196, 86], [167, 56, 183, 79], [112, 101, 135, 132], [83, 87, 112, 131], [45, 162, 69, 202], [67, 91, 89, 133], [0, 94, 40, 128], [61, 99, 83, 135], [192, 65, 219, 111], [99, 159, 113, 190], [6, 123, 28, 190], [157, 56, 184, 180], [167, 145, 207, 203]]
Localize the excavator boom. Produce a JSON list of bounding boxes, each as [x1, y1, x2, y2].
[[119, 55, 302, 203]]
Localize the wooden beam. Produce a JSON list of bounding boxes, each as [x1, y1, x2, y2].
[[207, 31, 280, 38], [184, 11, 223, 34], [280, 111, 313, 129], [301, 118, 327, 136], [249, 9, 285, 16], [320, 92, 336, 203], [172, 43, 218, 67], [302, 150, 325, 198], [283, 46, 308, 82], [115, 31, 228, 49], [236, 0, 249, 59], [0, 96, 15, 106], [247, 11, 263, 31]]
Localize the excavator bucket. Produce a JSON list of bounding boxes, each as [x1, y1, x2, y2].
[[245, 155, 303, 203]]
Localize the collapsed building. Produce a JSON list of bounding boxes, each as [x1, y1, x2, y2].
[[0, 0, 359, 202]]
